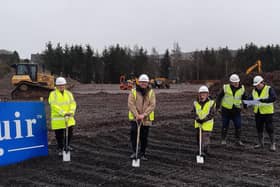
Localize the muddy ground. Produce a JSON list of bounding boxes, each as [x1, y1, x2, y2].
[[1, 83, 280, 186]]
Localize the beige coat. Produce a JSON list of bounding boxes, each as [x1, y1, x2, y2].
[[128, 88, 156, 125]]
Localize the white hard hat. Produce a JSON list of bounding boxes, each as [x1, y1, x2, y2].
[[253, 75, 264, 86], [138, 74, 149, 82], [198, 85, 209, 93], [55, 77, 67, 85], [229, 74, 240, 83]]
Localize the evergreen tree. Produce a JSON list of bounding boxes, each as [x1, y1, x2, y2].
[[160, 49, 171, 78]]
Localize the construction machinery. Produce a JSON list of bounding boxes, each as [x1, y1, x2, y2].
[[119, 75, 133, 90], [246, 60, 262, 75], [11, 63, 55, 100], [150, 77, 170, 89]]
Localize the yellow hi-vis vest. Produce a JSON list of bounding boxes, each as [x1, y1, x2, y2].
[[221, 84, 245, 109], [252, 85, 274, 114], [128, 89, 155, 121], [48, 89, 77, 130], [194, 100, 215, 131]]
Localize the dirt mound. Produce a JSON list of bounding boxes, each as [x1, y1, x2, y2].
[[0, 72, 13, 99]]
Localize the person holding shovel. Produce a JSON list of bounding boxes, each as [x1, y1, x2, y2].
[[128, 74, 156, 161], [48, 77, 77, 156], [192, 85, 216, 157]]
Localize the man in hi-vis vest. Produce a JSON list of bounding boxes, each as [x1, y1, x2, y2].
[[48, 77, 77, 156], [192, 85, 216, 157], [251, 75, 277, 151], [128, 74, 156, 161], [216, 74, 247, 146]]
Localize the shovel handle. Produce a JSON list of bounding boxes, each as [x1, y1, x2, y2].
[[199, 126, 202, 156], [135, 120, 143, 159], [64, 116, 70, 151]]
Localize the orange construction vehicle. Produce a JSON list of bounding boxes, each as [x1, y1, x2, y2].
[[246, 60, 262, 75], [120, 75, 133, 90]]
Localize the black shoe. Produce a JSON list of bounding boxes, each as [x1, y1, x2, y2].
[[141, 155, 148, 161], [221, 140, 227, 145], [139, 152, 148, 161], [57, 148, 63, 156], [270, 143, 276, 152], [200, 152, 207, 158], [236, 140, 245, 146], [67, 146, 74, 151], [254, 143, 264, 149], [130, 153, 136, 159]]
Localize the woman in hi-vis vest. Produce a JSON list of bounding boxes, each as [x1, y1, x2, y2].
[[48, 77, 77, 156], [192, 85, 216, 157]]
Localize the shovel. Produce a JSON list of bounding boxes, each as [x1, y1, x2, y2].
[[132, 120, 142, 167], [196, 125, 204, 164], [63, 116, 71, 162]]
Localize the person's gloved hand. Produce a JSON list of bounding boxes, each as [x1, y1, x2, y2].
[[64, 113, 72, 117], [196, 119, 203, 124], [259, 99, 266, 103]]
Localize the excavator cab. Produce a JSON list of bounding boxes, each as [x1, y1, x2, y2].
[[11, 63, 54, 100], [11, 63, 38, 84]]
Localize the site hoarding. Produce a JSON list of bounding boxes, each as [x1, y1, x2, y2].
[[0, 101, 48, 166]]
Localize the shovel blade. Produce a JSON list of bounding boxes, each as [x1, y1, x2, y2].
[[132, 159, 140, 167], [196, 155, 204, 164], [63, 151, 71, 162]]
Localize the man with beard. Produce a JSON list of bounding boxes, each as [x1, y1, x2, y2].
[[128, 74, 156, 161]]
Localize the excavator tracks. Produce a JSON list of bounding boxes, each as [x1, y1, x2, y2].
[[11, 81, 54, 100]]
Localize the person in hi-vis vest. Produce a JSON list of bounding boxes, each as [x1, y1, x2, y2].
[[216, 74, 247, 146], [128, 74, 156, 161], [250, 75, 277, 151], [48, 77, 77, 156], [192, 85, 216, 157]]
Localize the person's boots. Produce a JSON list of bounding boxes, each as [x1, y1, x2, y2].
[[221, 128, 228, 145], [235, 128, 245, 146], [254, 133, 264, 149], [269, 133, 276, 152], [204, 145, 210, 156]]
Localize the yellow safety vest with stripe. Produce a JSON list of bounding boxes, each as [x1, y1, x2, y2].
[[252, 85, 274, 114], [221, 84, 245, 109], [128, 89, 155, 121], [48, 89, 77, 130], [194, 100, 215, 131]]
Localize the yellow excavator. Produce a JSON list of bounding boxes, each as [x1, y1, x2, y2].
[[11, 63, 54, 100], [150, 77, 170, 89], [246, 60, 262, 75]]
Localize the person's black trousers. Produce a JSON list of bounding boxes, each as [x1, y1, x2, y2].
[[54, 126, 73, 149], [130, 121, 150, 155]]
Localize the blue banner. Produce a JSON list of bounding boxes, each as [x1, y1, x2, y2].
[[0, 101, 48, 166]]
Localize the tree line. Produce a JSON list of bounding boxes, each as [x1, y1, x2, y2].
[[43, 42, 170, 83], [42, 42, 280, 83]]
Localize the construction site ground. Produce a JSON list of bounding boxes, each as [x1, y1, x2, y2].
[[1, 82, 280, 186]]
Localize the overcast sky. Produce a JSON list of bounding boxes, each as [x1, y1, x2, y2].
[[0, 0, 280, 58]]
